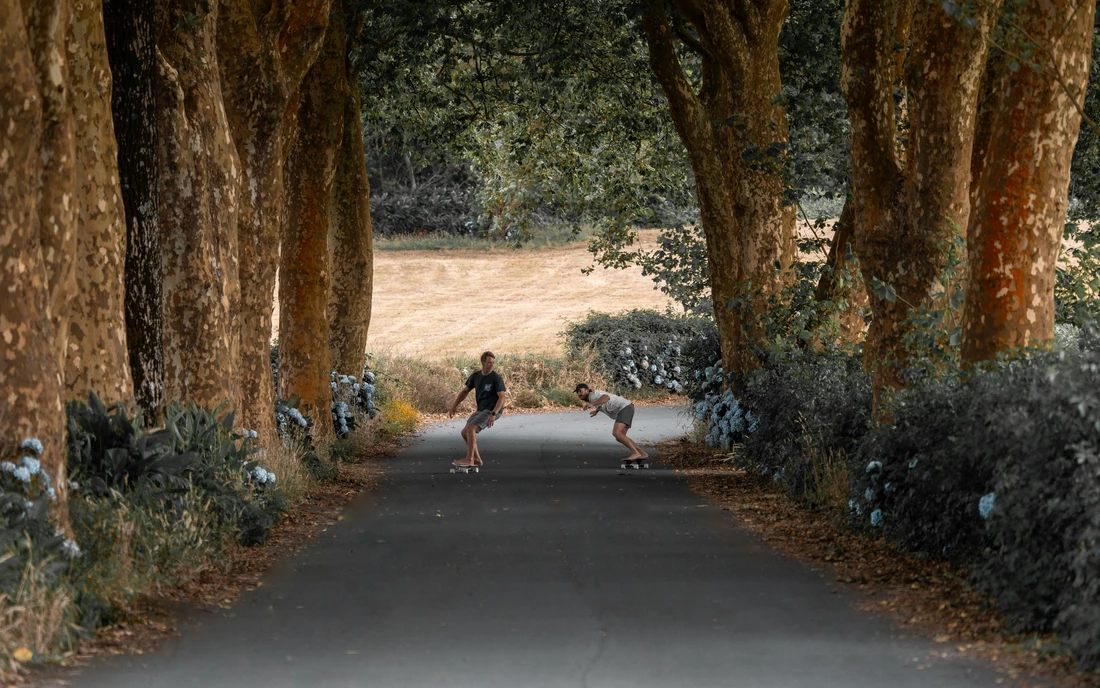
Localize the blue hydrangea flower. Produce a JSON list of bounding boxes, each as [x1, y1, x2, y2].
[[1, 461, 15, 474], [364, 371, 376, 384], [865, 460, 882, 473], [864, 487, 873, 501], [979, 492, 996, 519], [20, 438, 44, 456], [20, 456, 40, 475], [13, 467, 31, 483], [870, 509, 883, 527], [46, 487, 56, 501], [70, 481, 79, 491]]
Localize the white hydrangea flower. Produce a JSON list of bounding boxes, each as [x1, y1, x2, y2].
[[47, 487, 56, 501], [13, 467, 31, 483], [1, 461, 16, 474], [70, 480, 79, 491], [61, 539, 82, 559], [20, 438, 44, 456]]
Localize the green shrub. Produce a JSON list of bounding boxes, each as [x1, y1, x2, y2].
[[738, 349, 871, 500], [851, 350, 1100, 670], [563, 310, 709, 395]]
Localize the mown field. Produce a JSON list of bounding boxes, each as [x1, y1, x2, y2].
[[274, 230, 678, 359]]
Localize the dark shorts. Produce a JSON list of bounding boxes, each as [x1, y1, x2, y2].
[[614, 404, 635, 429], [466, 409, 498, 433]]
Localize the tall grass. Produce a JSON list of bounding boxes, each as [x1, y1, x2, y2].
[[375, 223, 593, 251], [0, 559, 73, 665], [371, 350, 611, 414]]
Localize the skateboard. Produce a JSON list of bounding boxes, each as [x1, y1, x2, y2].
[[620, 459, 650, 470], [450, 464, 480, 474]]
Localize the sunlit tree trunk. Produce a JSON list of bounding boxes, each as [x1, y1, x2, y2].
[[278, 14, 347, 442], [841, 0, 1002, 407], [104, 0, 164, 422], [219, 0, 331, 436], [328, 56, 374, 377], [961, 0, 1096, 361], [0, 0, 76, 532], [156, 0, 242, 411], [67, 0, 134, 405], [642, 0, 796, 385]]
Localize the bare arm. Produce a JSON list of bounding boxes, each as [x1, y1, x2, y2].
[[449, 387, 472, 418], [587, 394, 611, 417], [486, 390, 507, 427]]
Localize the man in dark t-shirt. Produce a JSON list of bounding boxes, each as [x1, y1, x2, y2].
[[448, 351, 507, 468]]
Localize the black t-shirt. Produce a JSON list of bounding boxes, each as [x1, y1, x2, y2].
[[465, 370, 506, 412]]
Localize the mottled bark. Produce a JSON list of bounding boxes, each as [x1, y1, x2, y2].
[[278, 16, 347, 442], [642, 0, 796, 384], [328, 62, 374, 376], [67, 0, 134, 405], [156, 0, 242, 410], [1, 0, 76, 532], [104, 0, 164, 422], [218, 0, 332, 436], [961, 0, 1096, 361], [841, 0, 1001, 406]]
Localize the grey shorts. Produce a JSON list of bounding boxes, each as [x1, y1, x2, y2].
[[614, 404, 635, 428], [466, 409, 498, 433]]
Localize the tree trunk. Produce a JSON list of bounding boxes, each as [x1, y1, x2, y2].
[[104, 0, 164, 422], [813, 198, 867, 342], [156, 0, 242, 411], [218, 0, 331, 437], [67, 0, 134, 405], [841, 0, 1001, 407], [328, 62, 374, 377], [961, 0, 1096, 362], [642, 0, 796, 385], [0, 0, 76, 532], [278, 15, 347, 442]]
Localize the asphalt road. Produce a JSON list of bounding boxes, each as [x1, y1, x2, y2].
[[58, 406, 1014, 687]]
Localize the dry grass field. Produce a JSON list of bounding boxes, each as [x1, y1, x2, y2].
[[272, 230, 677, 360]]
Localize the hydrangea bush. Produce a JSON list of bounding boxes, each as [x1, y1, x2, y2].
[[692, 363, 759, 450], [563, 310, 711, 395], [0, 438, 79, 597], [850, 349, 1100, 669], [330, 368, 379, 439]]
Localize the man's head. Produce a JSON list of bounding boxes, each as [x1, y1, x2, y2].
[[574, 383, 590, 401], [480, 351, 496, 373]]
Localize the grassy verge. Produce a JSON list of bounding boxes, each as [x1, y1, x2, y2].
[[369, 349, 677, 417], [657, 436, 1100, 688]]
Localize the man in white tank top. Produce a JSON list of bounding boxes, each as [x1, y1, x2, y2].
[[574, 383, 648, 460]]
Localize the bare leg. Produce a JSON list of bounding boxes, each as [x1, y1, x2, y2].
[[612, 422, 647, 459], [456, 424, 478, 466]]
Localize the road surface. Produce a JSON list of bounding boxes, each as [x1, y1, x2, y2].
[[57, 407, 1013, 687]]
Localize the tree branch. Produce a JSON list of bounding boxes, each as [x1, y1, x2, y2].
[[643, 0, 709, 154]]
